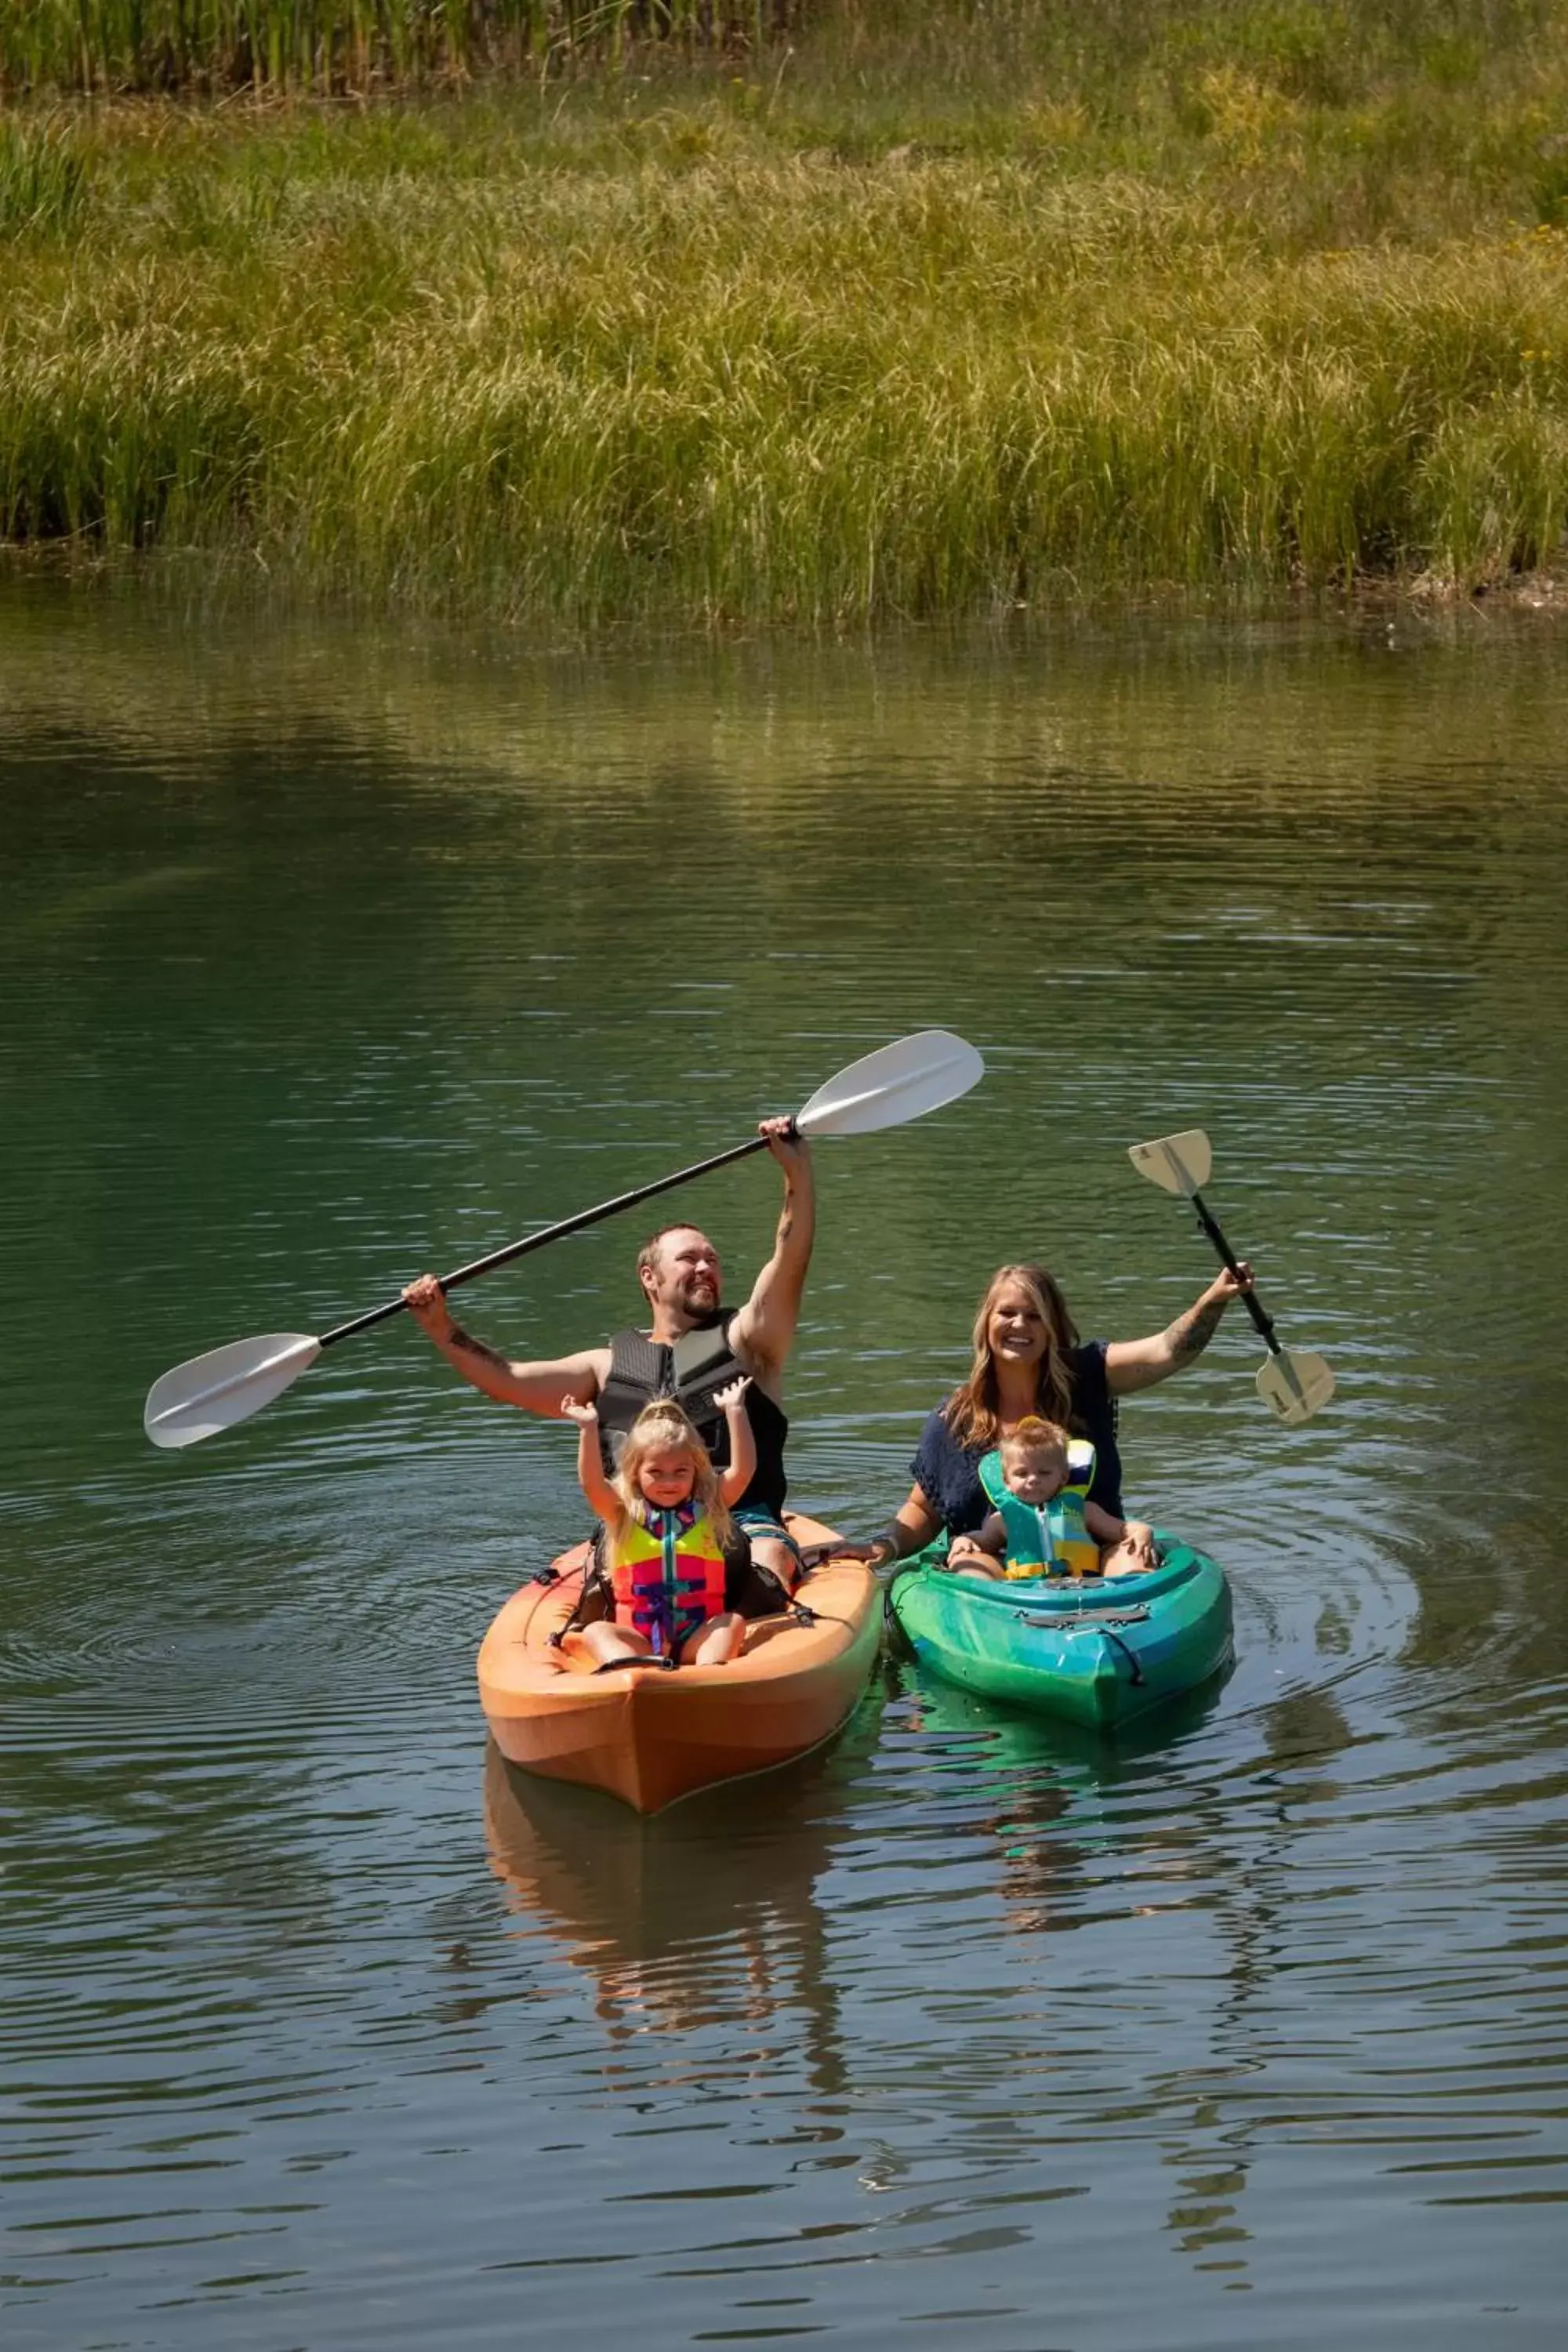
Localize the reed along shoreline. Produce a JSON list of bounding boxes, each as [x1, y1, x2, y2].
[[3, 5, 1567, 626]]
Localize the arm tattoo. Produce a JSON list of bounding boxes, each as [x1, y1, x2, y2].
[[448, 1325, 510, 1374], [1168, 1298, 1227, 1362]]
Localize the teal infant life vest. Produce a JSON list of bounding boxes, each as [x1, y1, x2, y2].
[[978, 1439, 1101, 1579]]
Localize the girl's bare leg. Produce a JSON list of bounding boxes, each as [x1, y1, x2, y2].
[[579, 1621, 655, 1666], [680, 1611, 746, 1667]]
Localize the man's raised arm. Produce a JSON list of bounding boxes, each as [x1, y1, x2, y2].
[[728, 1120, 815, 1392], [402, 1274, 606, 1415]]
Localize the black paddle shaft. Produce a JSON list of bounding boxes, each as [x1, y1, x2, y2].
[[317, 1131, 775, 1350], [1188, 1189, 1281, 1356]]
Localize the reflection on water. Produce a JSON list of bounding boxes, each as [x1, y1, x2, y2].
[[4, 583, 1568, 2350], [483, 1710, 879, 2092]]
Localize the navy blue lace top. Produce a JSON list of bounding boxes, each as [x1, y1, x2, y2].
[[909, 1339, 1124, 1535]]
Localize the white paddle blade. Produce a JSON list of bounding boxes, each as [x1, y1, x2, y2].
[[143, 1333, 321, 1449], [795, 1029, 984, 1138], [1128, 1129, 1214, 1197], [1255, 1348, 1335, 1426]]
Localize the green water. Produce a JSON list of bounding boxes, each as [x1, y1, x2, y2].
[[4, 580, 1568, 2349]]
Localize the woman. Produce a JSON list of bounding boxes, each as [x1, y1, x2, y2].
[[862, 1259, 1254, 1572]]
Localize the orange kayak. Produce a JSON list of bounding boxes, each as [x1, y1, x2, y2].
[[476, 1515, 881, 1815]]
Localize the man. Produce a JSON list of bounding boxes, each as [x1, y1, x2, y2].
[[401, 1118, 813, 1595]]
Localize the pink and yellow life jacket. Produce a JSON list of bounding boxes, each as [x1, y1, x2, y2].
[[608, 1499, 728, 1657]]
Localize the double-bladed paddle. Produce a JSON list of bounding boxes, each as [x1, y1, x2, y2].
[[144, 1028, 984, 1450], [1127, 1128, 1335, 1425]]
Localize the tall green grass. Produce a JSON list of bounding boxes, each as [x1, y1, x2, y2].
[[6, 0, 1567, 97], [0, 115, 86, 234], [3, 9, 1568, 619], [2, 0, 801, 95]]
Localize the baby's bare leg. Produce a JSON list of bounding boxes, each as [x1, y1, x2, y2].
[[942, 1541, 1007, 1581]]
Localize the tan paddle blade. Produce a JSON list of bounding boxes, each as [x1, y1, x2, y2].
[[1128, 1126, 1335, 1427], [1255, 1348, 1335, 1426], [1128, 1130, 1214, 1197]]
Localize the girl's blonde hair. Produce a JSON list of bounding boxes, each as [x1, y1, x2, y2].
[[612, 1399, 736, 1547], [945, 1263, 1080, 1449]]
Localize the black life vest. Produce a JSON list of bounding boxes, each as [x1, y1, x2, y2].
[[597, 1315, 788, 1517]]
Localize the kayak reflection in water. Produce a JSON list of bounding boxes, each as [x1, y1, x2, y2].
[[561, 1383, 758, 1669], [862, 1258, 1255, 1572]]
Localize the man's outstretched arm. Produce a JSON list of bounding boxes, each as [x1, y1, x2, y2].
[[728, 1120, 815, 1393], [402, 1274, 607, 1415]]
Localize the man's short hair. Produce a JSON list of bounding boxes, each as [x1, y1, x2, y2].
[[636, 1223, 703, 1281]]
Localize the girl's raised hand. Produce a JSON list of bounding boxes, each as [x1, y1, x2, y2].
[[561, 1396, 599, 1425], [713, 1376, 752, 1410]]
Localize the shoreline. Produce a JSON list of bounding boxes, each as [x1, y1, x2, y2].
[[6, 534, 1568, 630]]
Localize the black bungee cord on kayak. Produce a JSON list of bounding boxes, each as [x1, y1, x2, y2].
[[532, 1530, 861, 1662], [1098, 1626, 1145, 1688]]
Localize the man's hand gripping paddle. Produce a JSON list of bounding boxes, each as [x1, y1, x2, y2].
[[145, 1029, 984, 1450], [1127, 1129, 1334, 1425]]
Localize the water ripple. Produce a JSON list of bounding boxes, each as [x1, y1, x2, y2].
[[7, 605, 1568, 2351]]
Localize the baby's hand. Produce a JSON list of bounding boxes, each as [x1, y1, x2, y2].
[[561, 1397, 599, 1426], [713, 1376, 752, 1411], [1105, 1519, 1156, 1576]]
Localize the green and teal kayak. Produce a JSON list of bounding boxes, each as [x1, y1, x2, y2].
[[887, 1532, 1232, 1730]]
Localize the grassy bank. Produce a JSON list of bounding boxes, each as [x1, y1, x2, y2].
[[3, 5, 1568, 622]]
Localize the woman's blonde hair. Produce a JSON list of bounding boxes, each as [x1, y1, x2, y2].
[[612, 1399, 736, 1547], [945, 1263, 1080, 1449]]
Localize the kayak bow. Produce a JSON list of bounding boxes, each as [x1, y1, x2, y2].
[[887, 1533, 1232, 1730]]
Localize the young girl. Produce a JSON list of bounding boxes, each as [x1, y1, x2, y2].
[[561, 1378, 757, 1668], [946, 1417, 1157, 1582]]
